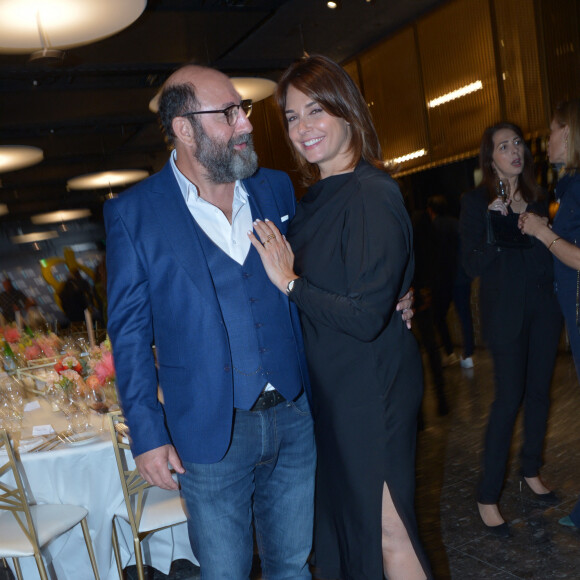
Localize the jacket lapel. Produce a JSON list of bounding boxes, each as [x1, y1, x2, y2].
[[149, 163, 221, 314], [244, 171, 284, 231]]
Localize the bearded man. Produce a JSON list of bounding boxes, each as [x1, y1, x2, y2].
[[104, 64, 316, 579]]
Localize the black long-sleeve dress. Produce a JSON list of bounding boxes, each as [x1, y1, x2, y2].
[[287, 160, 431, 579]]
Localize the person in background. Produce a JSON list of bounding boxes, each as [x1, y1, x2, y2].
[[426, 194, 476, 369], [426, 195, 460, 367], [412, 207, 449, 417], [518, 98, 580, 529], [0, 278, 35, 324], [249, 55, 431, 580], [58, 269, 94, 324], [460, 122, 562, 537], [452, 240, 475, 369]]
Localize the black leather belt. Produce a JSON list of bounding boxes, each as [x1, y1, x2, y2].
[[250, 389, 286, 412]]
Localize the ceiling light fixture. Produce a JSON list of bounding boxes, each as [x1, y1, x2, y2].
[[0, 145, 44, 173], [67, 169, 149, 191], [427, 81, 483, 109], [230, 77, 277, 102], [0, 0, 146, 54], [384, 149, 427, 166], [327, 1, 339, 8], [31, 209, 91, 225], [11, 231, 58, 244], [148, 77, 277, 114]]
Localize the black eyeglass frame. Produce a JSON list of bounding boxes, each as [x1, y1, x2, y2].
[[180, 99, 253, 126]]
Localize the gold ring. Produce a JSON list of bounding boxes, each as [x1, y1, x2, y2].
[[266, 234, 276, 241], [263, 240, 271, 245]]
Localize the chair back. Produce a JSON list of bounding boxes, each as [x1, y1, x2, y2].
[[0, 430, 42, 553], [107, 410, 152, 538]]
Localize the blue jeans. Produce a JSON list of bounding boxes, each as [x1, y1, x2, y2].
[[179, 392, 316, 580]]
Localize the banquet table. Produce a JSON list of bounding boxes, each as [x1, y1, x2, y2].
[[0, 396, 197, 580]]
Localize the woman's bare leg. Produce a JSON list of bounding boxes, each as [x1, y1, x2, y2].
[[382, 482, 426, 580]]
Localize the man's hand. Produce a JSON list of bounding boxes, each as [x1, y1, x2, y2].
[[396, 289, 415, 329], [134, 444, 185, 490]]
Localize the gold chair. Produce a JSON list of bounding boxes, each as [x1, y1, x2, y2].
[[0, 429, 100, 580], [107, 411, 189, 580]]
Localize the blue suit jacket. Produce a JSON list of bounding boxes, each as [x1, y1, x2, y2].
[[104, 162, 310, 463]]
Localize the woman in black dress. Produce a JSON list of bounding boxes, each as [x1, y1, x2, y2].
[[459, 123, 562, 536], [249, 55, 431, 580]]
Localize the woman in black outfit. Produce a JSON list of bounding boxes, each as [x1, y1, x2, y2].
[[459, 122, 562, 536], [249, 55, 431, 579]]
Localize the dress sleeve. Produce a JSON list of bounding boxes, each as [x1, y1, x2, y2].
[[104, 199, 171, 457], [290, 181, 411, 342]]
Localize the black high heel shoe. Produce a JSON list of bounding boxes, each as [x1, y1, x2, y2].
[[477, 503, 512, 538], [481, 520, 511, 538], [520, 478, 560, 505]]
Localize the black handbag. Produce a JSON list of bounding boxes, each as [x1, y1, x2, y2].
[[486, 211, 533, 248]]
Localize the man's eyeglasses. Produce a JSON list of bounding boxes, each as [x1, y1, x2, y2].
[[181, 99, 253, 127]]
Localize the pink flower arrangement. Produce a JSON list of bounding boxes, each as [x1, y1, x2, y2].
[[35, 333, 61, 358], [87, 339, 116, 386], [85, 375, 102, 391], [3, 326, 21, 344], [24, 344, 42, 360]]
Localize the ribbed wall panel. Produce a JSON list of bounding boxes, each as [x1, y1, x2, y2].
[[417, 0, 499, 161], [539, 0, 580, 111], [493, 0, 546, 134], [358, 27, 429, 171]]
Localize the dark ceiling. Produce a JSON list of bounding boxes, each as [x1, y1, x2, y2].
[[0, 0, 446, 230]]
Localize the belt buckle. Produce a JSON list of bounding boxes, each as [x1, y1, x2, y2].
[[251, 389, 284, 412]]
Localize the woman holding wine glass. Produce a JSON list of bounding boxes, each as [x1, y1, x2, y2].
[[459, 122, 562, 536]]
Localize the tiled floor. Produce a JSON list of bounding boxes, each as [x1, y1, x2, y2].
[[416, 348, 580, 579], [2, 348, 579, 579]]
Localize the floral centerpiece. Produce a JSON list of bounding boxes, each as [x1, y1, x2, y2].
[[49, 337, 118, 413], [1, 324, 62, 369]]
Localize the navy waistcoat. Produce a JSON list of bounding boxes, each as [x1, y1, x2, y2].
[[196, 226, 303, 409]]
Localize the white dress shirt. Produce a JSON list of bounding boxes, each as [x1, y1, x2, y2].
[[170, 149, 251, 265]]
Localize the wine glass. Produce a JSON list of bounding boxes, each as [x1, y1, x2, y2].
[[496, 178, 510, 205]]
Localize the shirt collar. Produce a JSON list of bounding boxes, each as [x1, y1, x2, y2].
[[170, 148, 248, 205]]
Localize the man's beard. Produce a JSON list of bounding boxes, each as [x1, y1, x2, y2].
[[193, 124, 259, 183]]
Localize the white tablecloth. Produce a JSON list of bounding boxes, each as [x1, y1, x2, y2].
[[1, 398, 197, 579]]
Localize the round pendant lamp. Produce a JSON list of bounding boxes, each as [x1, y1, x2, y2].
[[149, 77, 277, 113], [31, 208, 92, 224], [0, 145, 44, 173], [67, 169, 149, 191], [0, 0, 146, 54], [11, 231, 58, 244]]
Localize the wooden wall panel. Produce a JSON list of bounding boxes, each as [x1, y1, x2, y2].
[[417, 0, 499, 161], [358, 27, 429, 172], [539, 0, 580, 112], [493, 0, 547, 134]]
